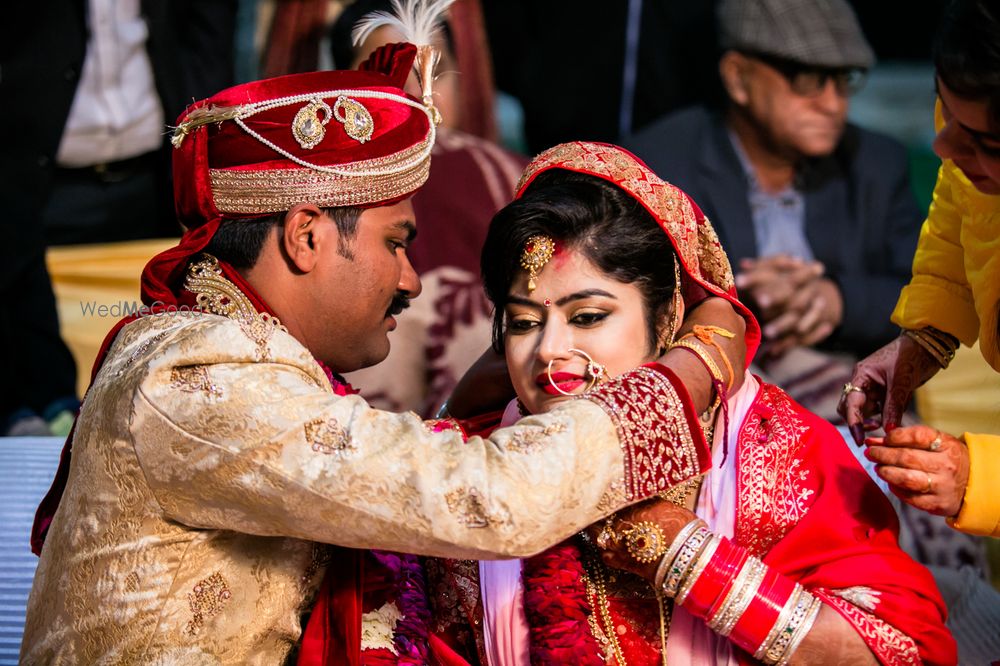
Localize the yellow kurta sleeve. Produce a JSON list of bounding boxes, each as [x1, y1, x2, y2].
[[947, 432, 1000, 537], [130, 316, 705, 559], [891, 162, 980, 344]]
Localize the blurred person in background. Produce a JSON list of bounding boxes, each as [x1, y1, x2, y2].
[[331, 0, 528, 416], [0, 1, 236, 435]]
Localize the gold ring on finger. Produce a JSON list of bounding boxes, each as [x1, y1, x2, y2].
[[923, 472, 933, 494], [842, 382, 865, 399]]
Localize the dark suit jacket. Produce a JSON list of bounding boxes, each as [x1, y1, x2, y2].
[[625, 106, 924, 356], [0, 0, 236, 266]]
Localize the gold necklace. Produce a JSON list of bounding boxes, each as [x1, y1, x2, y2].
[[581, 542, 671, 666]]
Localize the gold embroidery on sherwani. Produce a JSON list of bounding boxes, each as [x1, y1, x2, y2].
[[116, 330, 171, 377], [170, 365, 223, 397], [445, 487, 497, 528], [504, 421, 567, 452], [185, 254, 287, 359], [305, 417, 354, 456], [184, 572, 232, 636]]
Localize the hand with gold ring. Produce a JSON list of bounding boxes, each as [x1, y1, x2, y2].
[[838, 335, 944, 446], [864, 424, 969, 517], [584, 498, 696, 582]]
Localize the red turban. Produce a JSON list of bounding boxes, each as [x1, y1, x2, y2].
[[142, 42, 435, 306]]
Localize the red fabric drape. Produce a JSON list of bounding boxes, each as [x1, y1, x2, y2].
[[448, 0, 498, 142], [262, 0, 330, 77]]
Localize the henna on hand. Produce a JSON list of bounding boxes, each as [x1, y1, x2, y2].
[[865, 425, 969, 516], [838, 335, 940, 445], [586, 499, 697, 582]]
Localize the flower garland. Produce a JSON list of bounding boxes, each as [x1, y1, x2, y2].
[[368, 551, 432, 664], [316, 362, 431, 665], [521, 539, 605, 665]]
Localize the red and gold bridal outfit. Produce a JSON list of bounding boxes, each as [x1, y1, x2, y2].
[[428, 143, 955, 666]]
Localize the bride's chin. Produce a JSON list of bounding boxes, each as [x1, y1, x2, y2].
[[533, 394, 574, 414]]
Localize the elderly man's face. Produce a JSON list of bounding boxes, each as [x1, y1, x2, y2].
[[738, 54, 851, 159], [308, 199, 422, 372]]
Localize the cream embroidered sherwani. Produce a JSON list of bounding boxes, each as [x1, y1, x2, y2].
[[20, 264, 703, 665]]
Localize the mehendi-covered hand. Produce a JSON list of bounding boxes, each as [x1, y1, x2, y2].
[[838, 335, 941, 445], [585, 499, 697, 582], [865, 425, 969, 517]]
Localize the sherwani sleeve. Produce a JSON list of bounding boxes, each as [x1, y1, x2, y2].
[[131, 322, 709, 559]]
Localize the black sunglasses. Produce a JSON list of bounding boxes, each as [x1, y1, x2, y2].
[[745, 52, 867, 97]]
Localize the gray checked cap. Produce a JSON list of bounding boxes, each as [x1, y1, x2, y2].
[[718, 0, 875, 69]]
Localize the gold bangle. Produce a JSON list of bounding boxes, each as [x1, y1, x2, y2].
[[902, 329, 954, 368], [654, 518, 706, 590], [709, 557, 767, 636], [671, 339, 724, 411], [763, 589, 818, 665], [661, 525, 711, 598], [675, 534, 721, 606], [681, 325, 736, 391], [776, 594, 822, 666]]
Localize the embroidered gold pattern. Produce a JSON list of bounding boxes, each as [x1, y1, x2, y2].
[[300, 544, 333, 588], [333, 96, 375, 144], [169, 366, 222, 397], [208, 136, 431, 213], [585, 366, 704, 500], [304, 417, 353, 456], [116, 330, 171, 377], [184, 572, 231, 636], [736, 384, 816, 556], [516, 142, 735, 294], [123, 571, 140, 593], [444, 487, 496, 528], [292, 98, 333, 149], [185, 255, 287, 359], [816, 591, 921, 666], [504, 421, 567, 452]]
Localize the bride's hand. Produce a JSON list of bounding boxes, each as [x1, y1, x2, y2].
[[586, 499, 697, 582]]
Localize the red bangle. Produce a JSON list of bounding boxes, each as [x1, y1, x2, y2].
[[684, 538, 748, 618], [728, 566, 798, 654]]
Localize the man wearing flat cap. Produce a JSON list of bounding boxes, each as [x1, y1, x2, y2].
[[18, 7, 751, 661], [627, 0, 924, 422]]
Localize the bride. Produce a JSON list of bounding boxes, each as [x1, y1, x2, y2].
[[428, 142, 954, 666]]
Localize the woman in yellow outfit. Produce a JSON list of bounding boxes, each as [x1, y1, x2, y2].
[[841, 0, 1000, 537]]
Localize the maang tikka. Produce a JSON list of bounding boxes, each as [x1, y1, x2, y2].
[[519, 234, 556, 293]]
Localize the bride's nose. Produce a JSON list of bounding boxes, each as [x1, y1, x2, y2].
[[536, 318, 573, 367]]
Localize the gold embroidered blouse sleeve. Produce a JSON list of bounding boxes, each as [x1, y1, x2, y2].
[[131, 317, 705, 559]]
